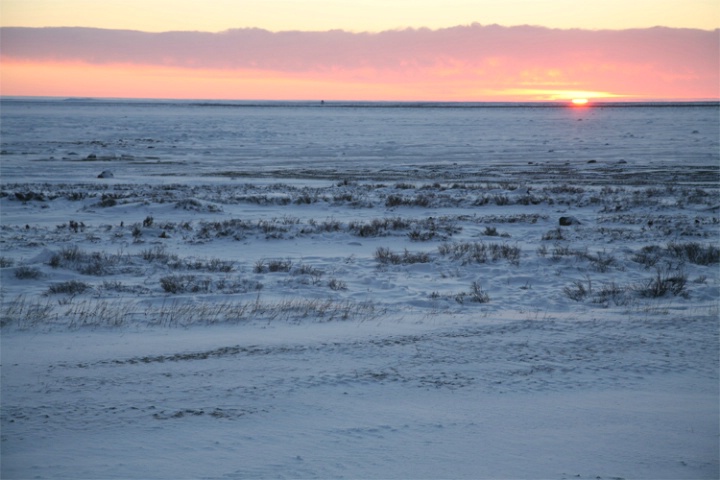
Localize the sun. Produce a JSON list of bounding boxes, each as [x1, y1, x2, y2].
[[571, 98, 589, 106]]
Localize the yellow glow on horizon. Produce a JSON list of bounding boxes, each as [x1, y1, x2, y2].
[[497, 89, 628, 102], [0, 61, 706, 103], [572, 98, 589, 105]]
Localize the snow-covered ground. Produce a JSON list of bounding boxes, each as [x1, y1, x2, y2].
[[1, 100, 718, 479]]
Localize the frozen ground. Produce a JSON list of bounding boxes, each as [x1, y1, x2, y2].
[[1, 101, 719, 479]]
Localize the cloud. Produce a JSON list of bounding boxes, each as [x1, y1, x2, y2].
[[1, 24, 718, 99]]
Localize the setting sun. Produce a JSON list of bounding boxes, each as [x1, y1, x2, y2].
[[571, 98, 589, 105]]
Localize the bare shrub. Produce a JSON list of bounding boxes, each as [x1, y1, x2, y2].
[[488, 243, 521, 265], [160, 275, 212, 294], [267, 259, 293, 272], [637, 269, 688, 298], [98, 194, 117, 207], [349, 217, 410, 237], [328, 278, 348, 290], [454, 282, 490, 304], [206, 258, 234, 272], [438, 241, 520, 265], [551, 245, 577, 261], [175, 198, 203, 210], [583, 249, 618, 273], [48, 246, 118, 275], [46, 280, 91, 295], [542, 228, 564, 241], [469, 281, 490, 303], [55, 245, 83, 264], [667, 241, 719, 265], [78, 252, 115, 276], [385, 194, 431, 208], [493, 195, 510, 206], [15, 266, 43, 280], [141, 245, 177, 263], [254, 260, 266, 273], [294, 264, 324, 285], [633, 242, 719, 269], [592, 282, 630, 307], [631, 245, 663, 268], [375, 247, 401, 264], [375, 247, 430, 265], [563, 278, 592, 302]]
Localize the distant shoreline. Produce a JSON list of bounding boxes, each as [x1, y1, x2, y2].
[[1, 96, 719, 109]]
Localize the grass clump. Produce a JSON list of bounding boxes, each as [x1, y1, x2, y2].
[[48, 246, 120, 275], [142, 246, 178, 263], [385, 194, 431, 208], [15, 266, 43, 280], [666, 241, 719, 265], [631, 245, 663, 268], [49, 245, 83, 266], [0, 257, 14, 268], [328, 278, 348, 290], [542, 228, 564, 241], [375, 247, 431, 265], [1, 295, 55, 328], [591, 282, 630, 307], [633, 242, 719, 269], [160, 275, 212, 294], [563, 278, 592, 302], [637, 268, 688, 298], [46, 280, 91, 295], [468, 281, 490, 303], [454, 281, 491, 304], [438, 241, 521, 266], [253, 259, 294, 273], [582, 249, 618, 273]]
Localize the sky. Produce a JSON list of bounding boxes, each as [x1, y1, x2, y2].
[[1, 0, 718, 101]]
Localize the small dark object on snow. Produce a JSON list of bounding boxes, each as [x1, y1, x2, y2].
[[559, 216, 581, 226], [98, 170, 114, 179]]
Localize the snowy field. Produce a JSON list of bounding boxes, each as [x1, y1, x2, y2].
[[1, 100, 719, 479]]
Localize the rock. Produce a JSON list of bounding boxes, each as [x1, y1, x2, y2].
[[97, 170, 114, 179], [559, 216, 581, 226]]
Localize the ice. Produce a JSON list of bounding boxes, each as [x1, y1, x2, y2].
[[1, 99, 718, 479]]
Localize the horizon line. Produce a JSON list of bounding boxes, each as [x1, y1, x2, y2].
[[2, 95, 718, 105]]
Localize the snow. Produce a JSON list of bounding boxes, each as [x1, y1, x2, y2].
[[1, 99, 718, 479]]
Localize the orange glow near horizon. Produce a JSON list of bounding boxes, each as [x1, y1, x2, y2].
[[1, 15, 717, 103], [1, 22, 718, 103], [0, 60, 655, 102], [1, 60, 463, 101]]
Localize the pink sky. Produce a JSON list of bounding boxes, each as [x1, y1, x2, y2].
[[1, 24, 718, 101]]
